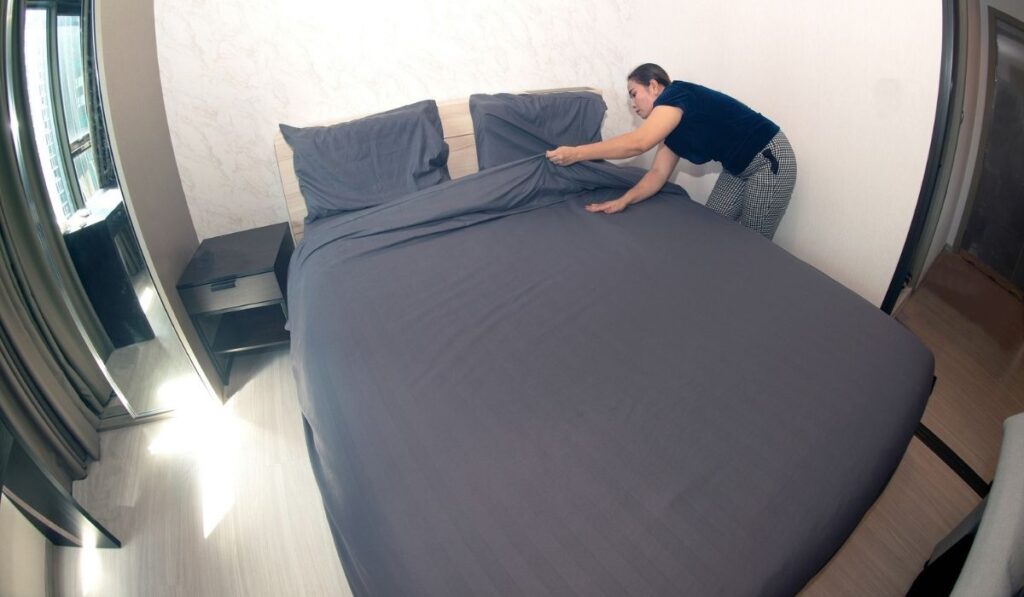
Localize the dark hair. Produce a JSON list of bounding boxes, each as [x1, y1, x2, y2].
[[627, 63, 671, 87]]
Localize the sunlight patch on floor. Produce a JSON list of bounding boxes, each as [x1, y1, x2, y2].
[[152, 373, 208, 413], [147, 386, 241, 538], [79, 527, 100, 596]]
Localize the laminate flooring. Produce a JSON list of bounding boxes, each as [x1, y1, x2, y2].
[[52, 252, 1017, 595], [896, 252, 1024, 482], [52, 350, 351, 596]]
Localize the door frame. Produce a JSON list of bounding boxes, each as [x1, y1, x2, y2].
[[881, 0, 961, 313]]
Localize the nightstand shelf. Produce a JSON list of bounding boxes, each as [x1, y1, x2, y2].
[[209, 305, 289, 354], [177, 222, 293, 385]]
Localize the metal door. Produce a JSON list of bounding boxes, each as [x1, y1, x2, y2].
[[959, 13, 1024, 292]]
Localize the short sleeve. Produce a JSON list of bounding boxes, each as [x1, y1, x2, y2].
[[653, 81, 691, 112]]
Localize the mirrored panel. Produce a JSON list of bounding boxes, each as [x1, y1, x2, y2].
[[15, 0, 204, 418]]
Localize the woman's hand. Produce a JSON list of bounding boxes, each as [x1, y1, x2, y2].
[[546, 146, 580, 167], [585, 197, 631, 214]]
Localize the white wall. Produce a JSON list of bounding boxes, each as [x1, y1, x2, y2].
[[154, 0, 942, 305], [0, 498, 49, 597]]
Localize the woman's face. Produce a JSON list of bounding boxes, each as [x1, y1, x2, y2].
[[627, 79, 664, 119]]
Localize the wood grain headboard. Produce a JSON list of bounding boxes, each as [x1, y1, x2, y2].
[[273, 87, 601, 242]]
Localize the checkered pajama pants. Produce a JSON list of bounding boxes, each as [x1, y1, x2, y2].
[[705, 131, 797, 240]]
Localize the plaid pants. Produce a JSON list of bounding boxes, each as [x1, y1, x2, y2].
[[705, 131, 797, 240]]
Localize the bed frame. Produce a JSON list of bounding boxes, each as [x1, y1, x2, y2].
[[273, 87, 601, 242]]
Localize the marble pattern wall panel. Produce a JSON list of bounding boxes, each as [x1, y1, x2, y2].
[[154, 0, 639, 241]]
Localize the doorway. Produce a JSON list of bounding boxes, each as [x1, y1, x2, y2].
[[957, 8, 1024, 294]]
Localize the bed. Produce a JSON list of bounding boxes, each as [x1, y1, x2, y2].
[[274, 89, 934, 596]]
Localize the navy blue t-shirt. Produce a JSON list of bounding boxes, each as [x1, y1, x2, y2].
[[653, 81, 779, 175]]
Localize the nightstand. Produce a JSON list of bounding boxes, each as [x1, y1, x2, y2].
[[177, 222, 293, 385]]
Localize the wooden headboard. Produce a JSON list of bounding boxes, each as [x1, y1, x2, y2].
[[273, 87, 601, 242]]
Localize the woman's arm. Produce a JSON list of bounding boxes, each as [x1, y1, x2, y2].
[[585, 144, 679, 214], [546, 106, 682, 165]]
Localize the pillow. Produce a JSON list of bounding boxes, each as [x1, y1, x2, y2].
[[469, 91, 606, 170], [280, 100, 450, 222]]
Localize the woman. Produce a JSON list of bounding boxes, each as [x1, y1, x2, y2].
[[546, 63, 796, 240]]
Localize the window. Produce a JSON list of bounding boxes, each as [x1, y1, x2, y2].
[[25, 8, 75, 226], [23, 3, 102, 230], [57, 14, 100, 201]]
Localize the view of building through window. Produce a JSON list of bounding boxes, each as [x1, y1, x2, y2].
[[58, 14, 100, 201], [24, 8, 100, 230], [25, 8, 74, 227]]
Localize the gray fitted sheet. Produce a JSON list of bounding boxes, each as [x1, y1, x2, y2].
[[288, 155, 934, 596]]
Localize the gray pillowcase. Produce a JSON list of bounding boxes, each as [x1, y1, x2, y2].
[[469, 91, 606, 170], [280, 100, 450, 222]]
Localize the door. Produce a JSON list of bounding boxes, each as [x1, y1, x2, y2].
[[958, 11, 1024, 292]]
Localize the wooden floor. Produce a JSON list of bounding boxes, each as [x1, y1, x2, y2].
[[52, 351, 351, 596], [51, 252, 1019, 596], [896, 253, 1024, 482]]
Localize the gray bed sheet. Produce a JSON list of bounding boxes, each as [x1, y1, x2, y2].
[[288, 155, 934, 596]]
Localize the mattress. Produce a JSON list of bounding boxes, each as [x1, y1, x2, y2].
[[288, 155, 934, 596]]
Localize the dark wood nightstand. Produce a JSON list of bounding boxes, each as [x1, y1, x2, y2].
[[177, 222, 293, 385]]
